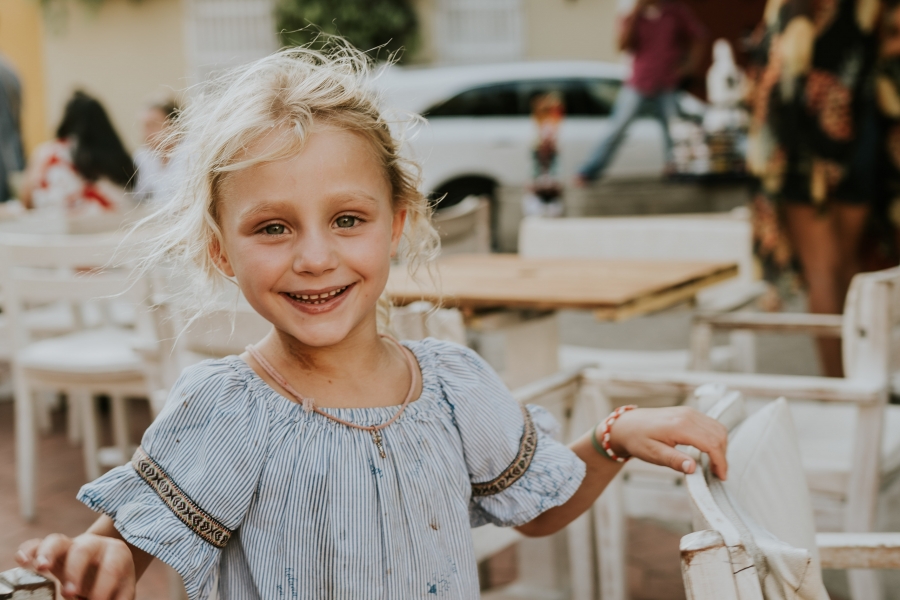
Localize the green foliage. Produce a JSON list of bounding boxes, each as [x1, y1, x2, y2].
[[275, 0, 418, 62]]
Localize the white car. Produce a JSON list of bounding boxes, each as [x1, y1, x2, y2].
[[378, 61, 677, 208]]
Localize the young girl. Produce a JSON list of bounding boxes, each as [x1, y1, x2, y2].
[[16, 47, 728, 600]]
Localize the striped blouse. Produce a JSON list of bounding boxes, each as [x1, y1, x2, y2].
[[78, 338, 586, 600]]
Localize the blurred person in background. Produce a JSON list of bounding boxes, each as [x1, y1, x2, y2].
[[874, 0, 900, 258], [20, 91, 136, 215], [133, 98, 180, 202], [0, 52, 24, 202], [576, 0, 707, 184], [745, 0, 880, 377], [523, 91, 565, 217]]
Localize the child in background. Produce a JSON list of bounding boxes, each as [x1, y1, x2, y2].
[[16, 46, 728, 600], [133, 99, 182, 203], [523, 91, 565, 218]]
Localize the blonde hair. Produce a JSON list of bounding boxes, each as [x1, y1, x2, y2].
[[138, 44, 439, 329]]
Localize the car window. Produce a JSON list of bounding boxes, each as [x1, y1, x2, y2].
[[424, 77, 641, 118], [424, 82, 520, 117]]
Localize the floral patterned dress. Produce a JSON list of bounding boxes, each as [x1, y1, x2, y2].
[[744, 0, 881, 293]]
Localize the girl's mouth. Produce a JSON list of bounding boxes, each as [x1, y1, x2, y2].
[[283, 284, 351, 305]]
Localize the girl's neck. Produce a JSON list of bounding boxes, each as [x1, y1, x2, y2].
[[264, 324, 393, 382]]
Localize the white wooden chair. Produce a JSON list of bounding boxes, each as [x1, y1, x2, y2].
[[689, 265, 900, 395], [593, 266, 900, 600], [432, 195, 491, 255], [681, 387, 900, 600], [4, 233, 156, 521]]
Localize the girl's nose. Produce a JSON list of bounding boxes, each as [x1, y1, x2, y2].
[[291, 229, 339, 276]]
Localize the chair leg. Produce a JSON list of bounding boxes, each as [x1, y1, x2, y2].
[[13, 367, 37, 521], [35, 390, 55, 434], [66, 394, 82, 444], [847, 570, 883, 600], [78, 392, 101, 482], [110, 394, 130, 464], [729, 331, 757, 373]]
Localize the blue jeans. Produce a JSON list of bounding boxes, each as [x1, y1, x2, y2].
[[578, 85, 678, 181]]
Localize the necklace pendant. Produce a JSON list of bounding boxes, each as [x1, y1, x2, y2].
[[371, 430, 386, 459]]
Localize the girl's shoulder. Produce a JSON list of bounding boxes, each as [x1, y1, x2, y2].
[[403, 337, 506, 401], [161, 356, 269, 418], [403, 337, 492, 378]]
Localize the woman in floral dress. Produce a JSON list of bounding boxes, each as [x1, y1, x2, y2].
[[746, 0, 881, 376]]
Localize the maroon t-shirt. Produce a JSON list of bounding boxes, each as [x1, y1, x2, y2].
[[625, 1, 706, 95]]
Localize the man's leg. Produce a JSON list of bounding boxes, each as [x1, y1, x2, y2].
[[578, 86, 644, 181], [653, 91, 679, 169]]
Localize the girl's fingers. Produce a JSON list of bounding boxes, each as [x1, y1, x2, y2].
[[60, 536, 104, 599], [34, 534, 73, 579], [92, 544, 136, 600], [664, 410, 729, 481], [15, 538, 42, 567], [639, 439, 698, 474]]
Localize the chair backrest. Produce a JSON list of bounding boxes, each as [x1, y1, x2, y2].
[[681, 389, 830, 600], [518, 212, 754, 282], [433, 196, 491, 255], [0, 233, 147, 349], [389, 301, 467, 345], [841, 266, 900, 385]]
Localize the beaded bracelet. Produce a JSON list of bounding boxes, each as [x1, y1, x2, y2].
[[590, 405, 637, 463]]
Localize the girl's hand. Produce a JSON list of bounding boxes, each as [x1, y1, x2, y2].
[[605, 406, 729, 480], [16, 533, 136, 600]]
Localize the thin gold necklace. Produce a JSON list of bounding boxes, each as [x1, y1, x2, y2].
[[245, 335, 418, 458]]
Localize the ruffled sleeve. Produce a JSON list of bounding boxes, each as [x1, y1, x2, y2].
[[77, 359, 270, 600], [428, 339, 586, 528]]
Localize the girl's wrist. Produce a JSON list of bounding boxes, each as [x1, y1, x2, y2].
[[591, 405, 637, 463]]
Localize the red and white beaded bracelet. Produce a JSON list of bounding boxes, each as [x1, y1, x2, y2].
[[591, 404, 637, 463]]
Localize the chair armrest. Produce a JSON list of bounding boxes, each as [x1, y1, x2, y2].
[[817, 533, 900, 569], [584, 369, 885, 404], [695, 312, 844, 337], [511, 366, 586, 404]]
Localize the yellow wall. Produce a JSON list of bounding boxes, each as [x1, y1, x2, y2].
[[523, 0, 622, 63], [0, 0, 48, 155], [412, 0, 624, 65], [41, 0, 188, 152]]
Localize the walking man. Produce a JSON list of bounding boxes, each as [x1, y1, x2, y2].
[[577, 0, 706, 183]]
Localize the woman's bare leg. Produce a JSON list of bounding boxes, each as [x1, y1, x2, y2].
[[832, 203, 870, 301], [785, 204, 844, 377]]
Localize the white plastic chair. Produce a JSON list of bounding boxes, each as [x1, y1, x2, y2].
[[681, 388, 900, 600], [4, 233, 155, 521]]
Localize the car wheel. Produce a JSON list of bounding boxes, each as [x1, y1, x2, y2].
[[430, 177, 497, 210]]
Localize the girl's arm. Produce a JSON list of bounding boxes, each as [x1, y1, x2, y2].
[[16, 515, 153, 600], [516, 406, 728, 537]]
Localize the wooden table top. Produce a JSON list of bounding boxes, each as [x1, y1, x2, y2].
[[388, 254, 738, 321]]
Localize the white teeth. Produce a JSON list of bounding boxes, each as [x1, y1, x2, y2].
[[288, 286, 348, 304]]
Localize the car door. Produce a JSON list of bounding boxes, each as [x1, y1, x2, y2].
[[415, 82, 533, 194], [559, 77, 666, 179]]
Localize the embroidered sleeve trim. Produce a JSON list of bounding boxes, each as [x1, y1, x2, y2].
[[131, 447, 232, 549], [471, 404, 538, 497]]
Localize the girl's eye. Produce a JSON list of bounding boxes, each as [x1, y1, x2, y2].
[[263, 224, 285, 235], [335, 216, 358, 229]]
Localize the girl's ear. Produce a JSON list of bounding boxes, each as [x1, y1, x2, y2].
[[209, 237, 236, 277], [390, 209, 407, 258]]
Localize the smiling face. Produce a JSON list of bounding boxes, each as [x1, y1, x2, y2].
[[213, 127, 406, 349]]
